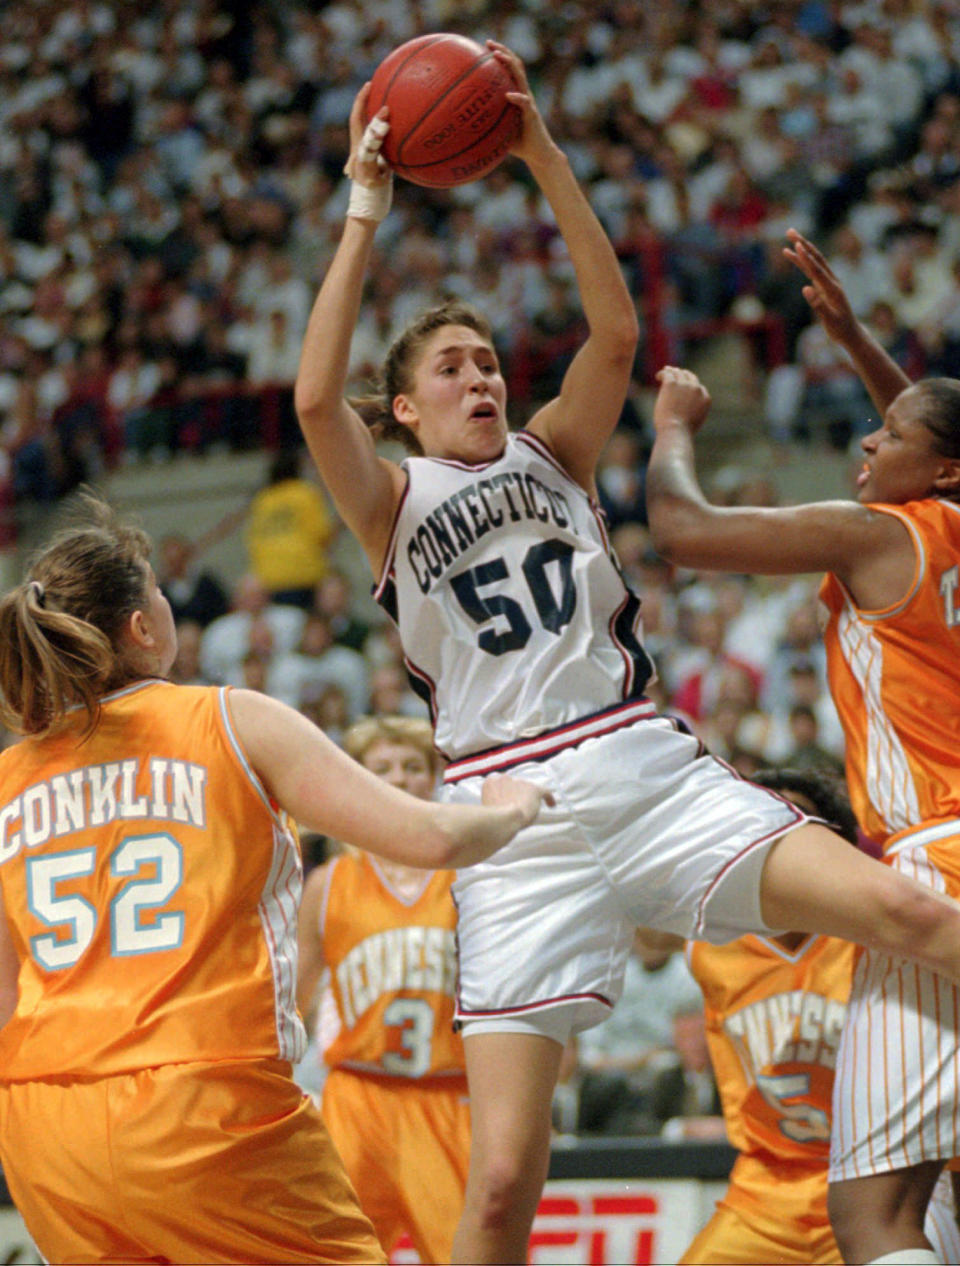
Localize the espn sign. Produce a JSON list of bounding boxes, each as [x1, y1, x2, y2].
[[390, 1177, 724, 1265], [531, 1190, 661, 1264], [530, 1180, 721, 1265]]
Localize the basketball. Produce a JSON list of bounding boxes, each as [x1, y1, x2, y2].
[[366, 34, 521, 188]]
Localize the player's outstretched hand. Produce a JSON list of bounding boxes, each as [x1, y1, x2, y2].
[[480, 774, 554, 829], [653, 366, 712, 435], [487, 41, 556, 169], [783, 227, 858, 347]]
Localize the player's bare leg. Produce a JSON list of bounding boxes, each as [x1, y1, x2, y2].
[[829, 1163, 943, 1264], [452, 1031, 564, 1265], [759, 824, 960, 985]]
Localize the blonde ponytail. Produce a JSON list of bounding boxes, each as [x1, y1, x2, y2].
[[0, 494, 152, 736]]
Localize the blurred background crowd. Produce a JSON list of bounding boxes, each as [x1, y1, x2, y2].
[[3, 0, 960, 498], [1, 0, 957, 1138]]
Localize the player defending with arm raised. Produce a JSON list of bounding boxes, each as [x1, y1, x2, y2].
[[646, 229, 960, 1266]]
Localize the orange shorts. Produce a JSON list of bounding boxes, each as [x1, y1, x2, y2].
[[680, 1157, 840, 1265], [322, 1067, 470, 1265], [0, 1059, 385, 1265], [680, 1199, 841, 1265]]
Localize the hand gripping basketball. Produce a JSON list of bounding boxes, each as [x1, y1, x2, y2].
[[347, 112, 393, 223]]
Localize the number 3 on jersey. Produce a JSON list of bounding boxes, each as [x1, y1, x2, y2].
[[382, 997, 434, 1078], [450, 539, 577, 655], [27, 832, 185, 970]]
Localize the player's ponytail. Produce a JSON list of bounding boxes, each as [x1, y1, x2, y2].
[[348, 382, 421, 452], [0, 493, 153, 736]]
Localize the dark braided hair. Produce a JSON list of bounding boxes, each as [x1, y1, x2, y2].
[[752, 767, 858, 845], [913, 378, 960, 461]]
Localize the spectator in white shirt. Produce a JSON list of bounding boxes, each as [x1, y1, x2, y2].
[[267, 611, 369, 719], [246, 310, 303, 386], [200, 573, 305, 684]]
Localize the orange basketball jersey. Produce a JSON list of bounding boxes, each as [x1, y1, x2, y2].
[[0, 681, 305, 1079], [820, 499, 960, 846], [318, 854, 465, 1081], [688, 934, 853, 1188]]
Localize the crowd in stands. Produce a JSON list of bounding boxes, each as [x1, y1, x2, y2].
[[2, 0, 960, 503], [3, 0, 958, 1137]]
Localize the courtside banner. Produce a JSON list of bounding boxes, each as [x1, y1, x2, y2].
[[389, 1139, 735, 1264], [530, 1179, 727, 1265], [391, 1177, 729, 1265]]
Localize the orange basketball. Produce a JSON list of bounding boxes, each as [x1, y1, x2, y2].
[[366, 34, 521, 188]]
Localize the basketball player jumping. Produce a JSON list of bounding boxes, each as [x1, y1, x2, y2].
[[296, 44, 960, 1264]]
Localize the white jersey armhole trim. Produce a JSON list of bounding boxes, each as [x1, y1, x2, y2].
[[216, 686, 286, 832], [887, 817, 960, 857], [515, 429, 595, 502], [373, 471, 411, 596]]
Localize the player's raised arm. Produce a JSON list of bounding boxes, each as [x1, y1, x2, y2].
[[294, 85, 406, 571], [493, 42, 639, 491], [784, 228, 911, 415], [645, 366, 910, 598]]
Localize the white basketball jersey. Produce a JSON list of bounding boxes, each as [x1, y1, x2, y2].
[[374, 431, 653, 760]]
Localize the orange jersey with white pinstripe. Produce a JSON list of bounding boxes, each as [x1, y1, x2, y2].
[[688, 935, 853, 1179], [819, 499, 960, 845], [0, 680, 305, 1079], [318, 854, 465, 1080]]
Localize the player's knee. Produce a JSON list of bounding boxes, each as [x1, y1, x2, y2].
[[828, 1180, 901, 1260], [469, 1150, 543, 1231], [830, 1164, 944, 1261]]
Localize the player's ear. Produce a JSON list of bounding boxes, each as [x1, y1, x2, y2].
[[933, 456, 960, 497], [393, 393, 419, 434], [126, 606, 158, 653]]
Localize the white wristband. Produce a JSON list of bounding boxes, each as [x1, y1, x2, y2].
[[347, 177, 393, 223]]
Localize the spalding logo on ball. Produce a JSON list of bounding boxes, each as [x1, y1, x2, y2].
[[366, 34, 521, 188]]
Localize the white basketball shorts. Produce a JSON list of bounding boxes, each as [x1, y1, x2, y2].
[[443, 705, 806, 1044]]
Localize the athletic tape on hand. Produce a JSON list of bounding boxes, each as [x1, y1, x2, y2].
[[347, 178, 393, 222], [346, 114, 393, 222], [357, 114, 390, 166]]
